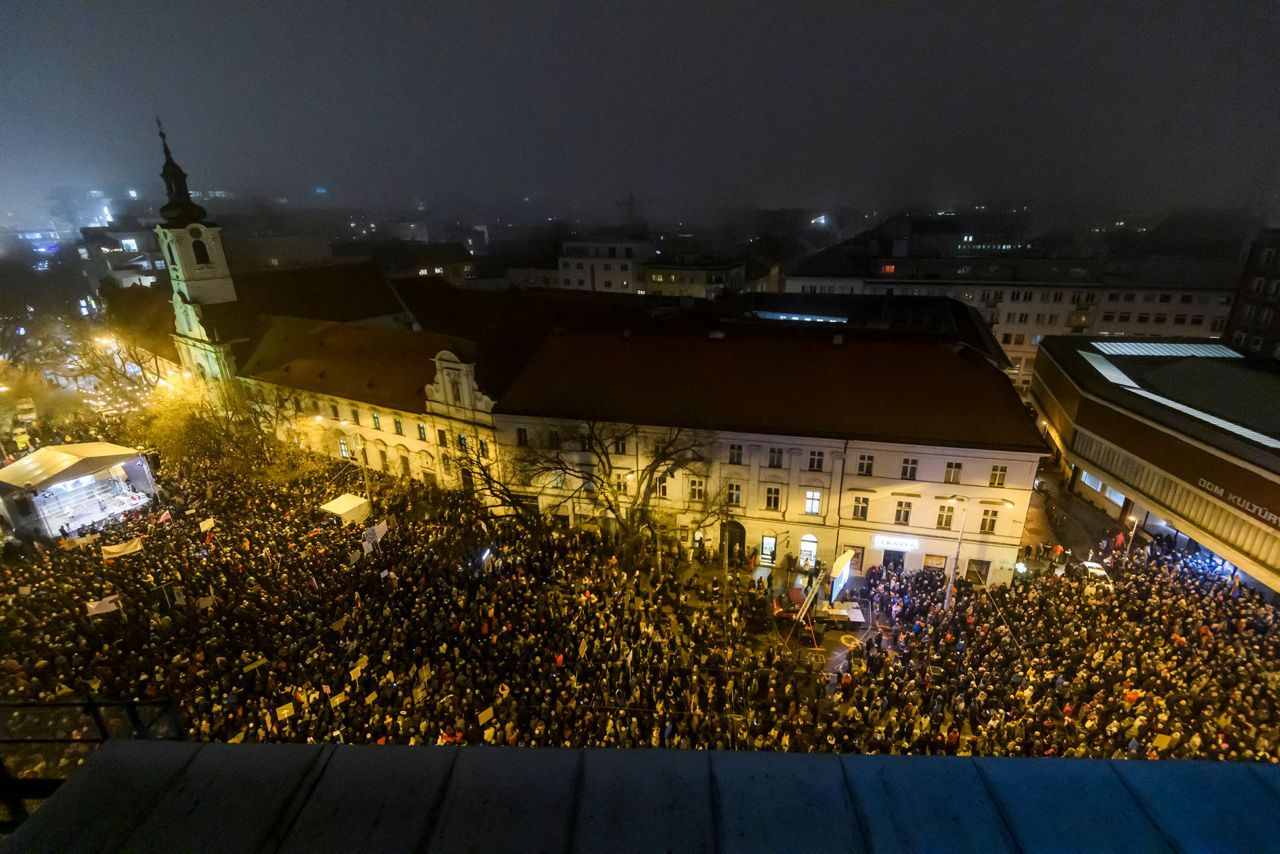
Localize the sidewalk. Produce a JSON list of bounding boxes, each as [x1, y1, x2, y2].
[[1026, 463, 1128, 562]]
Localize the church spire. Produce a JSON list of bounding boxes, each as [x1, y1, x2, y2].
[[156, 118, 207, 228]]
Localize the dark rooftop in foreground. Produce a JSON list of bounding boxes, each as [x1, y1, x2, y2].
[[10, 741, 1280, 853]]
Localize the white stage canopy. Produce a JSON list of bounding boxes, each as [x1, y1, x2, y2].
[[0, 443, 145, 493], [319, 493, 371, 525]]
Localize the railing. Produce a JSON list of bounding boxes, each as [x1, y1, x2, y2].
[[0, 697, 183, 834]]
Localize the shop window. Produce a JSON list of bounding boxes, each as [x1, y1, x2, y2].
[[980, 509, 998, 534], [894, 501, 912, 525], [989, 465, 1007, 487], [804, 490, 821, 515], [765, 486, 780, 511], [760, 535, 777, 565]]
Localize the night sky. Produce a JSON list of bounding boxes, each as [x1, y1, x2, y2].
[[4, 1, 1280, 223]]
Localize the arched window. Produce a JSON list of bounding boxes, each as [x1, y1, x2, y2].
[[192, 239, 211, 265]]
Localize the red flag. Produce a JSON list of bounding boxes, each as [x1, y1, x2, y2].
[[157, 510, 172, 524]]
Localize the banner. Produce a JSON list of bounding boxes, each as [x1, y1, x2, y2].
[[85, 595, 121, 616], [101, 537, 144, 559]]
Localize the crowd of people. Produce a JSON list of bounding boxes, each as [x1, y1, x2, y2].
[[2, 426, 1279, 772]]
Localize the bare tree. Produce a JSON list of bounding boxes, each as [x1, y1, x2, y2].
[[444, 434, 546, 536], [519, 420, 722, 553]]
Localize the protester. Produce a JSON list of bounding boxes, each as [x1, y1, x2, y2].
[[2, 417, 1277, 762]]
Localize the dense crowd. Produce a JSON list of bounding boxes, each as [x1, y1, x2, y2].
[[2, 435, 1278, 770]]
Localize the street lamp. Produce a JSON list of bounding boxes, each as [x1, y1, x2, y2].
[[942, 496, 968, 612], [1125, 514, 1139, 559]]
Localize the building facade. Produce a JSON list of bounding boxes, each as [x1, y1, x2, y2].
[[556, 239, 651, 293], [1225, 229, 1280, 359], [1032, 336, 1280, 591]]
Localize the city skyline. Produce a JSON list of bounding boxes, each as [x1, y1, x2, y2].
[[4, 1, 1280, 225]]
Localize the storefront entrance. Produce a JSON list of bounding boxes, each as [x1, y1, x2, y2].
[[722, 521, 746, 563], [760, 535, 777, 565], [882, 549, 905, 571]]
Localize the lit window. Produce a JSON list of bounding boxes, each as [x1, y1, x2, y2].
[[338, 438, 350, 459], [804, 490, 821, 515], [1079, 470, 1103, 491], [881, 263, 896, 274], [727, 483, 742, 505], [120, 238, 138, 253]]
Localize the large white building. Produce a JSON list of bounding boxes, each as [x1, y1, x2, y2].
[[123, 136, 1047, 585], [556, 238, 651, 293]]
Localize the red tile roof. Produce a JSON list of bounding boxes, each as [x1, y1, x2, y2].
[[497, 329, 1046, 452]]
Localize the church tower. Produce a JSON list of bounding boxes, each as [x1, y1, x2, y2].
[[152, 122, 238, 384]]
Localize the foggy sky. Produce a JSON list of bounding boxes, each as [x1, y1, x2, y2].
[[3, 0, 1280, 224]]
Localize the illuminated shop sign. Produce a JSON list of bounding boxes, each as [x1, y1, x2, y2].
[[873, 534, 920, 552], [1197, 478, 1280, 529]]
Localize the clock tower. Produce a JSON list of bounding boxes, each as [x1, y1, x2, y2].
[[152, 122, 238, 384]]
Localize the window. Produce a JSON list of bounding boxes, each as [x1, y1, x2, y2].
[[657, 476, 668, 498], [457, 434, 468, 452], [980, 509, 998, 534], [900, 458, 917, 480], [371, 412, 381, 430], [479, 439, 489, 458], [192, 239, 211, 265], [727, 483, 742, 505], [351, 409, 361, 426], [936, 505, 954, 529], [765, 486, 781, 510], [1190, 315, 1204, 326], [804, 490, 821, 514], [857, 454, 874, 476], [378, 449, 388, 469], [689, 478, 706, 500], [393, 418, 403, 436], [851, 496, 869, 520], [1079, 470, 1103, 491], [436, 428, 447, 446], [338, 438, 350, 459], [767, 447, 784, 468], [808, 451, 824, 472], [615, 474, 628, 495], [1103, 312, 1115, 322], [1173, 314, 1187, 325], [330, 403, 340, 419], [944, 461, 962, 484], [516, 427, 529, 447], [894, 501, 912, 525], [1104, 486, 1125, 506], [1118, 313, 1130, 322], [799, 535, 818, 565], [120, 238, 138, 252], [728, 443, 743, 465], [547, 431, 560, 450], [613, 438, 626, 455], [989, 465, 1007, 487]]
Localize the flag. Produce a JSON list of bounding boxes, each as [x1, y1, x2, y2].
[[157, 509, 172, 524], [85, 595, 122, 616], [101, 537, 145, 559]]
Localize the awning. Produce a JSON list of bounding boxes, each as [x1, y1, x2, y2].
[[319, 493, 371, 525], [0, 443, 143, 494]]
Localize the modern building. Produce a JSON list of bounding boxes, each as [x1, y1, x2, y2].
[[79, 222, 168, 290], [556, 238, 651, 293], [639, 257, 745, 299], [332, 240, 476, 287], [1225, 229, 1280, 359], [1032, 335, 1280, 591], [786, 213, 1250, 392]]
